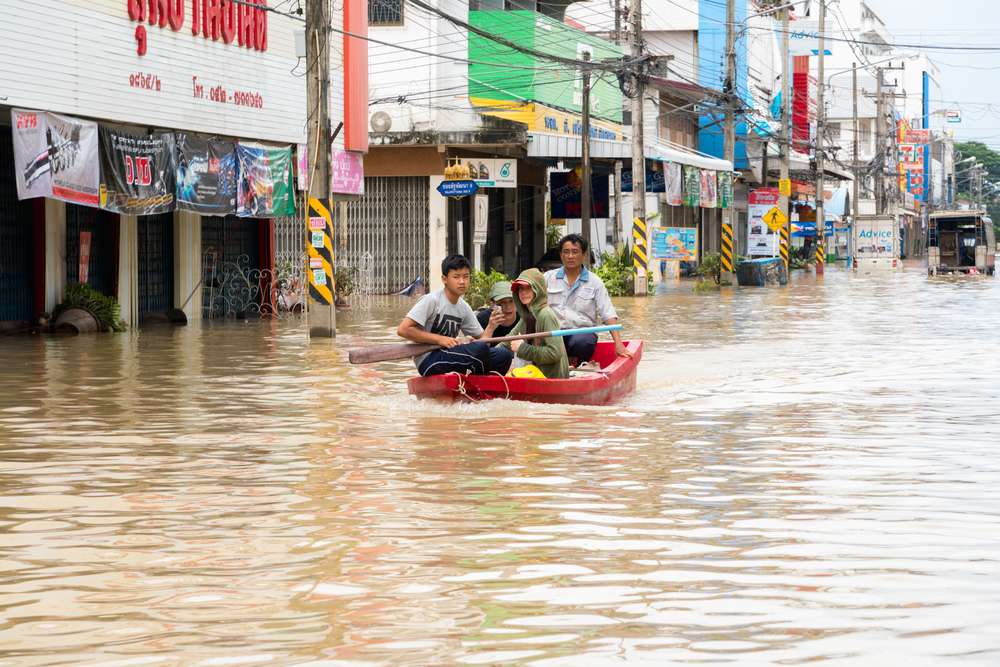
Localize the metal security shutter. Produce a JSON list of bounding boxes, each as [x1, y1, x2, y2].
[[201, 215, 259, 269], [137, 213, 174, 319], [0, 131, 33, 322], [345, 176, 429, 293], [66, 204, 117, 297]]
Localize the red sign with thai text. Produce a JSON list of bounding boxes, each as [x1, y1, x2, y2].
[[79, 231, 92, 284], [127, 0, 269, 56]]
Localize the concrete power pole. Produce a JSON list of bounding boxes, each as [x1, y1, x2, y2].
[[779, 5, 792, 271], [814, 0, 827, 276], [631, 0, 648, 295], [851, 62, 859, 265], [581, 52, 592, 248], [307, 0, 334, 338], [875, 68, 884, 216], [721, 0, 737, 283]]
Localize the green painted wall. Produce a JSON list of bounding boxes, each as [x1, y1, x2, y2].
[[468, 11, 624, 123]]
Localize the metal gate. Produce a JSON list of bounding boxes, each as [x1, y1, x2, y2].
[[66, 204, 117, 297], [273, 215, 306, 315], [200, 216, 262, 318], [137, 213, 174, 320], [345, 176, 429, 293], [0, 131, 34, 322]]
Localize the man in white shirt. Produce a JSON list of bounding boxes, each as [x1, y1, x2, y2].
[[544, 233, 632, 364]]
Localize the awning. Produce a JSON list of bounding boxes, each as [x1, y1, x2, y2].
[[526, 133, 734, 172]]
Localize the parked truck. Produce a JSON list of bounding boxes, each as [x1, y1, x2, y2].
[[927, 211, 996, 276], [853, 215, 901, 273]]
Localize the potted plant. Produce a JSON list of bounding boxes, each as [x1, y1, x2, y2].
[[52, 283, 127, 333]]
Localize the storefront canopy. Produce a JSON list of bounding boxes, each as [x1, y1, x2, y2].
[[526, 133, 734, 172]]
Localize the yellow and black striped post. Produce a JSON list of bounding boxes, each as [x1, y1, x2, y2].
[[632, 216, 648, 273], [306, 197, 336, 337], [720, 222, 735, 274], [780, 224, 790, 270], [815, 237, 825, 275]]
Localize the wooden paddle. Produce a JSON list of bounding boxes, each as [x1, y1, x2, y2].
[[348, 325, 623, 365]]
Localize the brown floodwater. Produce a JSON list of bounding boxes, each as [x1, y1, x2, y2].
[[1, 266, 999, 666]]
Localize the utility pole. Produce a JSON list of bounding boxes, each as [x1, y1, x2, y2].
[[306, 0, 334, 338], [613, 0, 622, 45], [875, 68, 884, 216], [581, 52, 592, 248], [851, 63, 859, 257], [631, 0, 648, 295], [613, 160, 623, 249], [720, 0, 737, 283], [814, 0, 827, 276], [779, 5, 792, 272]]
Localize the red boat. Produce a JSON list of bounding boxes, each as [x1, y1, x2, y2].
[[406, 340, 643, 405]]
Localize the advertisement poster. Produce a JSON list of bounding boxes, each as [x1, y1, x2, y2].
[[622, 167, 666, 193], [699, 170, 718, 208], [46, 112, 101, 207], [236, 143, 295, 218], [11, 108, 52, 200], [296, 143, 309, 191], [79, 231, 92, 284], [748, 187, 781, 256], [683, 166, 700, 207], [718, 172, 733, 209], [100, 127, 176, 215], [653, 226, 697, 260], [176, 134, 237, 215], [330, 149, 365, 196], [666, 162, 683, 205], [549, 170, 610, 219], [464, 157, 517, 189]]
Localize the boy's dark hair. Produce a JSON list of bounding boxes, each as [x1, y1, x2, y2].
[[558, 233, 589, 254], [441, 254, 472, 276]]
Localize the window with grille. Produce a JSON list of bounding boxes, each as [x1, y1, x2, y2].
[[369, 0, 403, 25]]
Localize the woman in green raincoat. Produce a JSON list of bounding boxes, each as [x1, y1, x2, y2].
[[502, 268, 569, 379]]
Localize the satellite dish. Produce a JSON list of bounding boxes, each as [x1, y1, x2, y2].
[[370, 111, 392, 134]]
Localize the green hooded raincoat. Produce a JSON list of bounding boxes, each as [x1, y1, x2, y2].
[[502, 268, 569, 379]]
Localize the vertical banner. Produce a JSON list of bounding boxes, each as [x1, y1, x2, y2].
[[718, 172, 733, 209], [46, 113, 100, 207], [79, 231, 92, 284], [666, 162, 683, 206], [699, 170, 718, 208], [748, 187, 781, 256], [99, 127, 176, 215], [683, 166, 700, 207], [296, 143, 309, 191], [306, 197, 335, 307], [236, 143, 296, 218], [176, 134, 237, 215], [11, 109, 52, 200]]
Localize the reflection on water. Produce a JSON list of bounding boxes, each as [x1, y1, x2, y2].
[[2, 267, 1000, 665]]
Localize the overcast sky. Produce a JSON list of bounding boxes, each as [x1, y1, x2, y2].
[[868, 0, 1000, 148]]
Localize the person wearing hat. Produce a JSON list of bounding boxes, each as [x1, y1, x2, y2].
[[499, 268, 569, 379], [475, 281, 520, 344]]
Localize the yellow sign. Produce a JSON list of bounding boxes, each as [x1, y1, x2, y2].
[[470, 98, 624, 141], [779, 178, 792, 197], [764, 206, 788, 233]]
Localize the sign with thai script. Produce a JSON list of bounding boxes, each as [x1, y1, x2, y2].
[[100, 126, 176, 214]]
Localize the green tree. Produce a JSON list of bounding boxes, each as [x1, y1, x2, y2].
[[954, 142, 1000, 233]]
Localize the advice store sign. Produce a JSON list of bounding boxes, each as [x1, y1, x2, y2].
[[0, 0, 306, 143]]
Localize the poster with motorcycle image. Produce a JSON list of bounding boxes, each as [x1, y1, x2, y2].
[[176, 134, 237, 215], [10, 108, 52, 200], [46, 113, 101, 207], [100, 126, 176, 215], [236, 142, 295, 218]]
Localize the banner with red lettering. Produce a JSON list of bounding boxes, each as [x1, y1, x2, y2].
[[699, 170, 718, 209], [100, 126, 176, 215], [176, 134, 237, 215], [10, 109, 52, 200], [46, 113, 101, 207]]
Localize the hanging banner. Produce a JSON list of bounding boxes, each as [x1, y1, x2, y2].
[[100, 127, 176, 215], [683, 166, 700, 207], [718, 172, 733, 209], [549, 170, 610, 219], [11, 109, 53, 200], [176, 134, 237, 215], [47, 113, 100, 207], [748, 187, 781, 256], [665, 162, 683, 206], [296, 143, 309, 191], [236, 143, 295, 218], [699, 170, 718, 208]]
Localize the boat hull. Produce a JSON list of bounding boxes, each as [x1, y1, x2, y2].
[[407, 340, 643, 406]]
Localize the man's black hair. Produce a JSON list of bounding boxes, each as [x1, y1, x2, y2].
[[558, 233, 589, 254], [441, 254, 472, 276]]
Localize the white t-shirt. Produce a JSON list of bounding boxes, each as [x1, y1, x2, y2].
[[405, 289, 483, 367]]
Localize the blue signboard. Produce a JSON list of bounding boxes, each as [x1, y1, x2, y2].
[[621, 168, 666, 193], [437, 180, 479, 197]]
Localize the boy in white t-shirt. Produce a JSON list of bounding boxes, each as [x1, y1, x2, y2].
[[398, 255, 514, 376]]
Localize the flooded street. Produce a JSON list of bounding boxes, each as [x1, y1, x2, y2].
[[2, 266, 1000, 666]]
